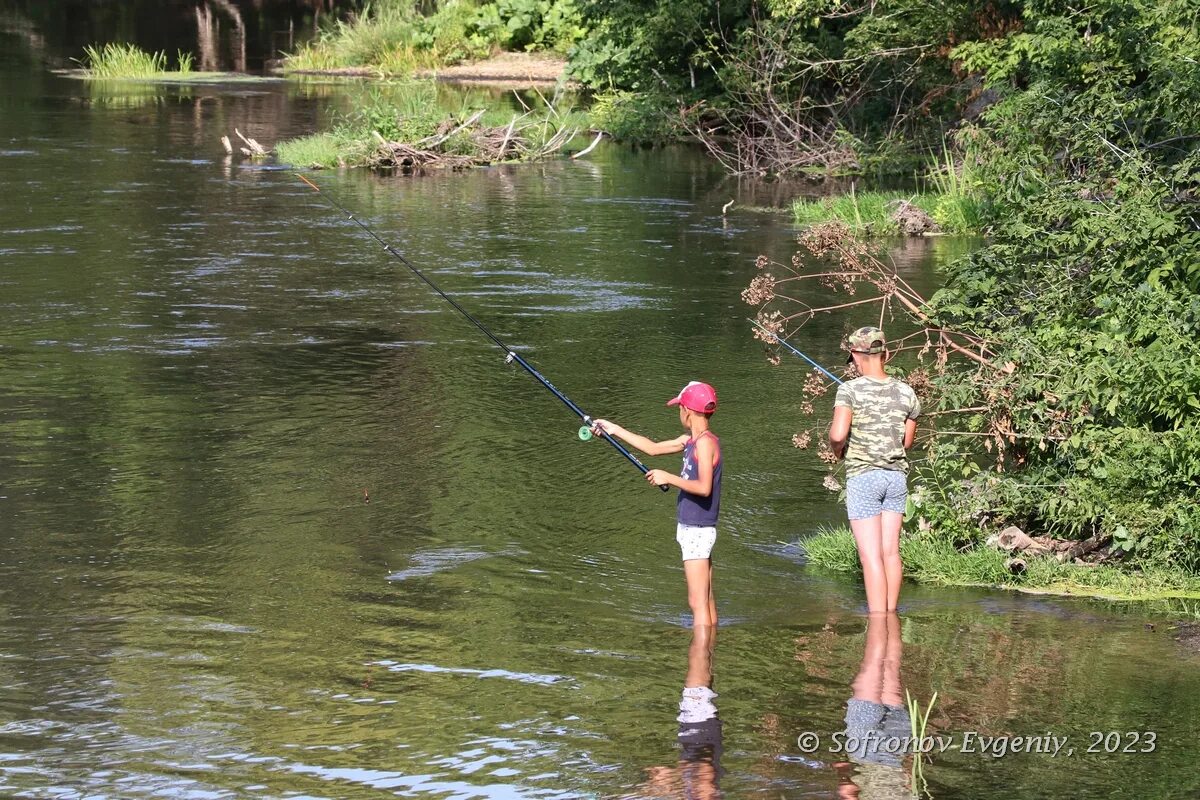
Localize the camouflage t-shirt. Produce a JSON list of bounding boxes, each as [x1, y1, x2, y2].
[[834, 376, 921, 477]]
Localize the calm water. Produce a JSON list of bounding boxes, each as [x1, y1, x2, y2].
[[2, 6, 1200, 799]]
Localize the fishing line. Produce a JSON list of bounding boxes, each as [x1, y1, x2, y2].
[[748, 319, 844, 384], [296, 173, 667, 490]]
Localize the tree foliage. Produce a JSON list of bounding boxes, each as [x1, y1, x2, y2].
[[747, 0, 1200, 573], [921, 0, 1200, 570], [570, 0, 1025, 170]]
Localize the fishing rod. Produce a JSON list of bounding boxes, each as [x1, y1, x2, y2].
[[296, 173, 668, 491], [748, 318, 843, 385]]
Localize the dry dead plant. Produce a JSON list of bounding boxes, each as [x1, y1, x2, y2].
[[746, 222, 1023, 470]]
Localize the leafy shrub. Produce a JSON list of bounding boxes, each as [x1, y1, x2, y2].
[[913, 0, 1200, 572], [588, 90, 679, 143]]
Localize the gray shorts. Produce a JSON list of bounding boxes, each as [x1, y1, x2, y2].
[[843, 698, 912, 767], [845, 470, 907, 520]]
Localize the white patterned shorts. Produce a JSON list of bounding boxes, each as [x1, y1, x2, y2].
[[676, 523, 717, 561], [845, 469, 908, 520]]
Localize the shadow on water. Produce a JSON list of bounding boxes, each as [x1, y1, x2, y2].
[[1, 5, 1200, 800]]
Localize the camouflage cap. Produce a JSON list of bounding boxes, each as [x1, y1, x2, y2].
[[845, 326, 886, 363]]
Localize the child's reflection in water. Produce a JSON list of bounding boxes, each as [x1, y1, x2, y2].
[[635, 625, 722, 799], [836, 612, 912, 799]]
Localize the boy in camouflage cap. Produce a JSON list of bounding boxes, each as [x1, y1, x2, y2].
[[828, 326, 921, 613]]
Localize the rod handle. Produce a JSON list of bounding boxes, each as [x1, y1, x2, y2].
[[659, 484, 670, 493]]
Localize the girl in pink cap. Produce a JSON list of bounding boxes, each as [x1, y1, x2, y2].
[[592, 381, 722, 627]]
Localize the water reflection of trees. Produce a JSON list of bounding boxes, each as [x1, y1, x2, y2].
[[8, 0, 354, 72]]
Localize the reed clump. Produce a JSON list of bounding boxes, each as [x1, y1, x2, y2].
[[81, 43, 193, 79]]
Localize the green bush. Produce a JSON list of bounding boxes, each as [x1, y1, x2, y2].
[[588, 90, 678, 143], [909, 0, 1200, 573]]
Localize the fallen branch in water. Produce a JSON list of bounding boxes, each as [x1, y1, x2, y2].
[[365, 109, 576, 171], [235, 128, 267, 158]]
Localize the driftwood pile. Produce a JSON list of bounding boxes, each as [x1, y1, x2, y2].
[[987, 525, 1113, 574], [221, 128, 268, 159], [366, 109, 590, 172], [888, 199, 939, 236]]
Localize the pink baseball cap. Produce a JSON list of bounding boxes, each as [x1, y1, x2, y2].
[[666, 381, 718, 414]]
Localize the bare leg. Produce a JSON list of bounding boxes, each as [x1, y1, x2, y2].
[[685, 623, 716, 688], [880, 612, 903, 708], [850, 515, 886, 614], [851, 612, 888, 703], [684, 559, 716, 627], [706, 560, 717, 627], [880, 511, 904, 611]]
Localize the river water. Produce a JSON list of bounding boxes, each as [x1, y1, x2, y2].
[[2, 5, 1199, 799]]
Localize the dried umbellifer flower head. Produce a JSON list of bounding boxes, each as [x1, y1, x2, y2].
[[799, 221, 854, 257], [741, 273, 777, 305], [802, 369, 829, 399], [791, 431, 812, 449]]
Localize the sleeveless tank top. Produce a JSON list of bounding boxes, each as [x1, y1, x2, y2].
[[677, 431, 722, 526]]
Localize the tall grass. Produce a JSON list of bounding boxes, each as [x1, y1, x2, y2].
[[284, 0, 496, 74], [286, 3, 423, 73], [924, 141, 987, 233], [801, 526, 1200, 600], [791, 141, 989, 235], [81, 43, 192, 78], [907, 690, 938, 798]]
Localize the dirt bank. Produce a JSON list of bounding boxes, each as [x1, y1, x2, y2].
[[415, 52, 569, 86]]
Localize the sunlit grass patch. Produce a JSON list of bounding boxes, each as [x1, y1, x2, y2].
[[792, 191, 941, 234], [792, 183, 983, 236], [275, 132, 360, 169], [924, 143, 987, 234]]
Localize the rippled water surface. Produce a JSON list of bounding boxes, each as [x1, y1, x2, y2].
[[2, 5, 1200, 799]]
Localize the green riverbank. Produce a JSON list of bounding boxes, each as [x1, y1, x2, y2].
[[802, 527, 1200, 607]]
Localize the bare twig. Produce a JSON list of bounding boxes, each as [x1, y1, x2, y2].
[[572, 131, 603, 160]]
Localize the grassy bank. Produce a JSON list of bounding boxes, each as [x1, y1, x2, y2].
[[792, 189, 984, 235], [801, 526, 1200, 603]]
